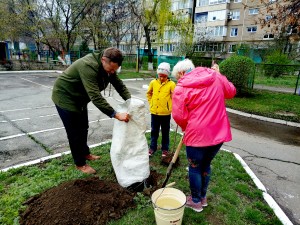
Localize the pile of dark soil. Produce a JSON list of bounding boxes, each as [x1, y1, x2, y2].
[[19, 171, 162, 225], [19, 177, 135, 225]]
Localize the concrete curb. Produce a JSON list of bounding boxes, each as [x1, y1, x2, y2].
[[226, 108, 300, 128], [226, 149, 293, 225]]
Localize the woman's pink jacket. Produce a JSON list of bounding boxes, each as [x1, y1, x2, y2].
[[172, 67, 236, 147]]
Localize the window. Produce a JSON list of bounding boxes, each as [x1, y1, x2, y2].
[[171, 2, 178, 10], [195, 12, 208, 23], [230, 28, 238, 36], [228, 44, 237, 52], [198, 0, 209, 6], [194, 43, 224, 52], [211, 26, 226, 36], [207, 26, 227, 37], [163, 44, 175, 52], [208, 10, 226, 21], [263, 34, 274, 39], [247, 26, 257, 32], [209, 0, 227, 5], [234, 0, 241, 2], [265, 15, 272, 21], [232, 10, 240, 20], [249, 8, 258, 15]]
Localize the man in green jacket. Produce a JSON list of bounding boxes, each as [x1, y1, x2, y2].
[[52, 47, 131, 174]]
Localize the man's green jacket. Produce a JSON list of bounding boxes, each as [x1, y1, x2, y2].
[[52, 52, 131, 117]]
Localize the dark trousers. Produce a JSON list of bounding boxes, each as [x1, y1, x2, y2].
[[55, 105, 90, 166], [150, 114, 171, 151], [186, 143, 223, 202]]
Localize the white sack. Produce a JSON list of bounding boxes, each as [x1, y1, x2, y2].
[[110, 98, 150, 187]]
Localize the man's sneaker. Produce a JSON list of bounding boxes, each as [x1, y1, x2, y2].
[[162, 150, 168, 157], [186, 195, 203, 212], [149, 149, 155, 156], [76, 164, 96, 174], [201, 197, 208, 207]]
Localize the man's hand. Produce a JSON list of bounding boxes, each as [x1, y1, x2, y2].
[[115, 112, 130, 122]]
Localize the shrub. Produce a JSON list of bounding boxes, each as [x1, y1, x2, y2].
[[3, 60, 14, 70], [263, 51, 292, 78], [188, 55, 213, 68], [219, 55, 255, 96]]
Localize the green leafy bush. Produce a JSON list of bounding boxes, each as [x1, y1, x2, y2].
[[263, 51, 292, 78], [188, 55, 212, 68], [219, 55, 255, 96]]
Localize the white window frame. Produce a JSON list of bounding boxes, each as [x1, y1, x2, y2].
[[230, 28, 238, 37], [198, 0, 209, 6], [265, 15, 272, 21], [232, 10, 240, 20], [234, 0, 241, 2], [249, 8, 259, 15], [263, 34, 274, 39], [247, 26, 257, 33], [228, 44, 237, 53], [209, 0, 227, 5]]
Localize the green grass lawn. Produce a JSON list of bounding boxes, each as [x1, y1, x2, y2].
[[226, 89, 300, 123], [0, 133, 282, 225], [254, 74, 299, 89]]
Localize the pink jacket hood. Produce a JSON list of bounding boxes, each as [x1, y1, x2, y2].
[[178, 67, 216, 89], [172, 67, 236, 147]]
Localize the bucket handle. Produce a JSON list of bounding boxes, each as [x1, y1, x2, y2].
[[153, 182, 176, 209]]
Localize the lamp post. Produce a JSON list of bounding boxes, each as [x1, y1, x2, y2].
[[136, 45, 140, 73]]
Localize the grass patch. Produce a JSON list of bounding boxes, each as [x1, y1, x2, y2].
[[118, 70, 155, 79], [254, 74, 298, 89], [0, 132, 281, 225], [226, 89, 300, 123]]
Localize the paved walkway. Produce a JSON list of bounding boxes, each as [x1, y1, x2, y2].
[[254, 84, 298, 95]]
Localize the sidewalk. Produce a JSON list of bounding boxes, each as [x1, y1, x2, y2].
[[254, 84, 297, 95]]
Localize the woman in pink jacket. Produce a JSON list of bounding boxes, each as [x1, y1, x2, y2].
[[172, 59, 236, 212]]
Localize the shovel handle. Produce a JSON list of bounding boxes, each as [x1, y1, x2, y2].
[[171, 135, 184, 164]]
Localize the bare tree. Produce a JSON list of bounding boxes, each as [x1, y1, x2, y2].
[[40, 0, 96, 53], [81, 0, 111, 50], [104, 0, 138, 48]]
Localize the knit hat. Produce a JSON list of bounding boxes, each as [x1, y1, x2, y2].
[[157, 62, 171, 76]]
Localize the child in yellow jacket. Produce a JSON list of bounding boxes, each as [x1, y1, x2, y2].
[[146, 62, 176, 157]]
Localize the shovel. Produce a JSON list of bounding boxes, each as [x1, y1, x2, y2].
[[161, 135, 184, 188]]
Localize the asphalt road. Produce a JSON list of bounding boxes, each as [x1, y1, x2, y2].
[[0, 71, 299, 224]]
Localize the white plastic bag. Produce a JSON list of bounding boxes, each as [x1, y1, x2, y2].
[[110, 98, 150, 187]]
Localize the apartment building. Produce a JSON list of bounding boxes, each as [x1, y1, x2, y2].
[[156, 0, 297, 61]]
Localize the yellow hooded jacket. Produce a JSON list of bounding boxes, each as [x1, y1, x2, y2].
[[146, 78, 176, 115]]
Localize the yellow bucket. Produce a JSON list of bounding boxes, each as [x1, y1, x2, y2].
[[151, 187, 186, 225]]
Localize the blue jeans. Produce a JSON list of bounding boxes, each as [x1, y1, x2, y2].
[[150, 114, 171, 151], [186, 143, 223, 203], [55, 105, 90, 166]]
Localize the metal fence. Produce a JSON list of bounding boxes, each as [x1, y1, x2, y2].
[[255, 63, 300, 95]]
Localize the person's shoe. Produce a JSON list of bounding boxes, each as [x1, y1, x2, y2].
[[162, 150, 168, 157], [85, 154, 100, 161], [186, 195, 203, 212], [76, 164, 96, 174], [149, 149, 155, 156], [201, 197, 208, 207]]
